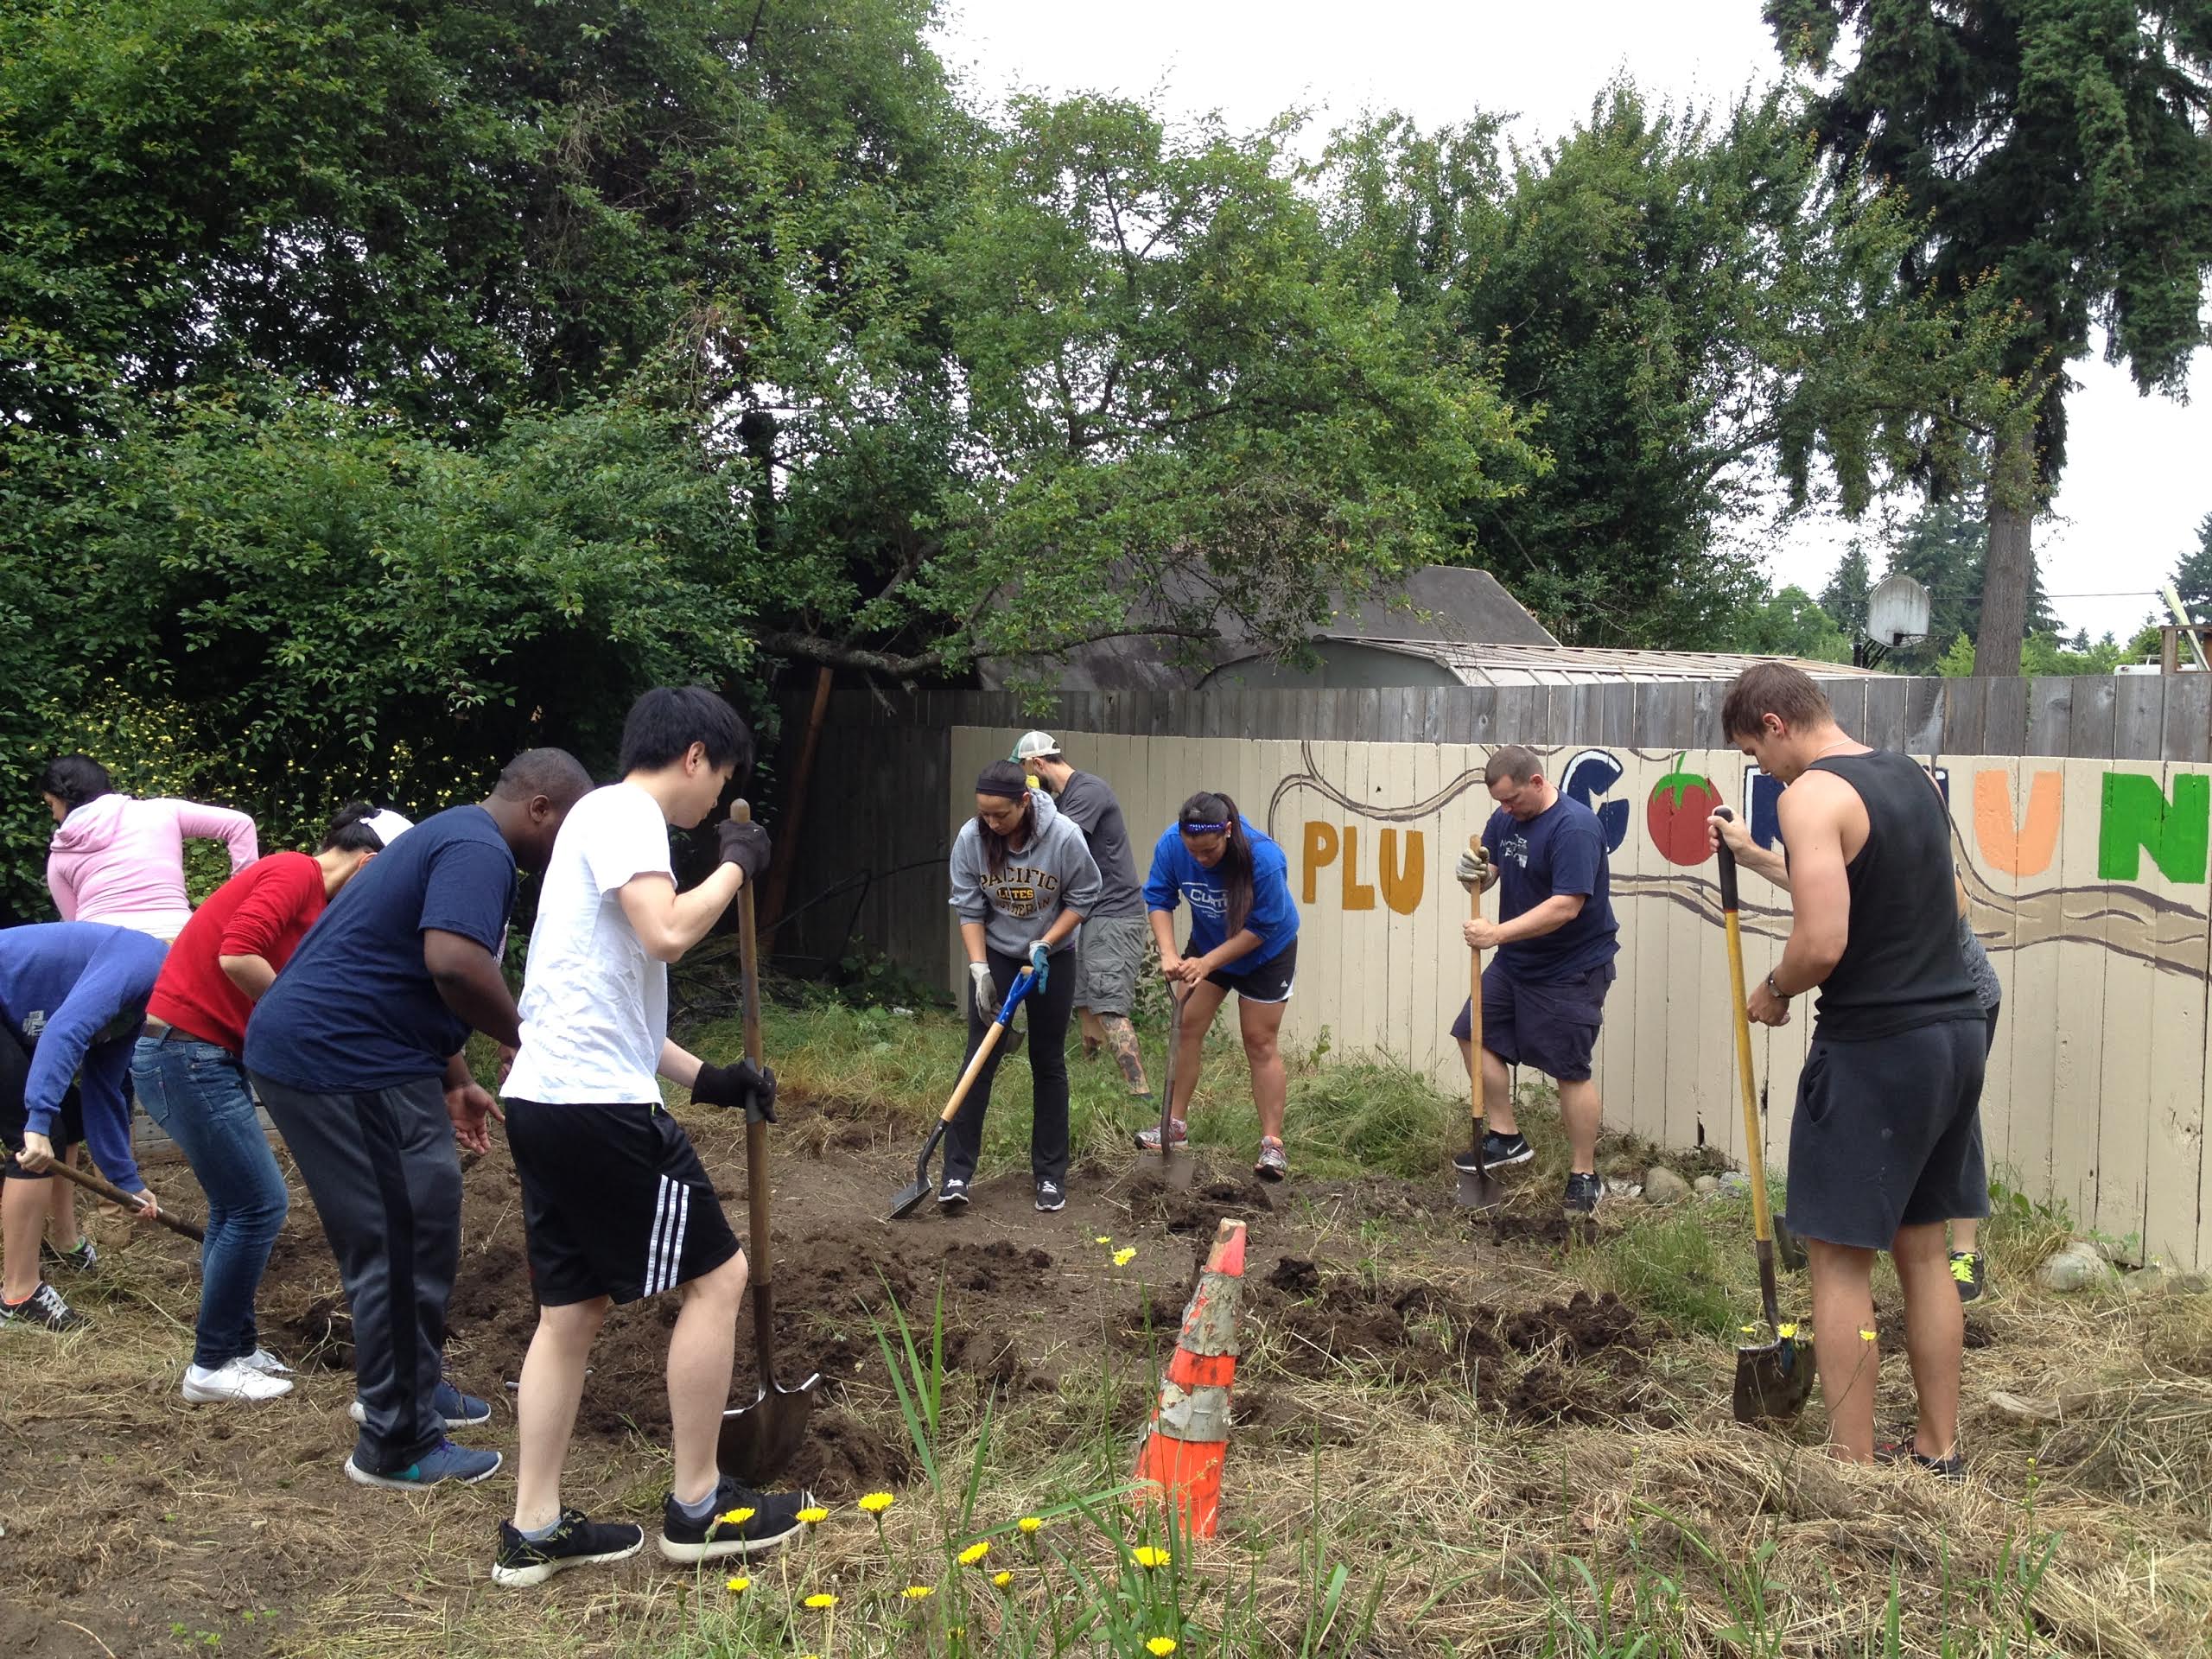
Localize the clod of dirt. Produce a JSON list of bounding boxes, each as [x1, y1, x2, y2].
[[783, 1407, 914, 1499], [280, 1294, 354, 1370], [1125, 1171, 1276, 1236], [1268, 1255, 1322, 1294], [1876, 1306, 1993, 1351], [1498, 1291, 1651, 1360]]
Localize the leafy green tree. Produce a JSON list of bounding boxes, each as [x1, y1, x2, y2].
[[2171, 512, 2212, 619], [1768, 1, 2212, 676], [1319, 86, 2028, 647], [1936, 631, 1980, 677], [1726, 586, 1852, 662], [1882, 497, 2058, 671], [1820, 542, 1874, 639]]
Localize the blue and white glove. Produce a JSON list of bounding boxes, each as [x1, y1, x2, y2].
[[1027, 940, 1052, 993]]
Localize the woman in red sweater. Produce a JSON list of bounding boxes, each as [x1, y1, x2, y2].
[[130, 803, 410, 1405]]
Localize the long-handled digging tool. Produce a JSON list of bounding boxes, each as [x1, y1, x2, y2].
[[1714, 809, 1814, 1425], [7, 1141, 205, 1243], [1452, 836, 1505, 1211], [718, 802, 819, 1483], [887, 968, 1035, 1220], [1147, 983, 1197, 1192]]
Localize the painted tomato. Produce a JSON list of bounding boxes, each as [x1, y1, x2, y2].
[[1647, 756, 1718, 866]]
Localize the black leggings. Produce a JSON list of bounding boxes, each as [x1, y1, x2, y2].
[[945, 947, 1076, 1187]]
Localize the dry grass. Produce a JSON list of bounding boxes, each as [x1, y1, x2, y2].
[[4, 1007, 2210, 1656]]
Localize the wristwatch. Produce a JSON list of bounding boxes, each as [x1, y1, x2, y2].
[[1765, 969, 1790, 1001]]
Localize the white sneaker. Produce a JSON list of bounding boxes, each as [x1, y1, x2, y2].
[[238, 1347, 293, 1376], [182, 1359, 294, 1404]]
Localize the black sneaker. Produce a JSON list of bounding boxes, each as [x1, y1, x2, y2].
[[493, 1509, 646, 1587], [1562, 1172, 1605, 1215], [0, 1282, 89, 1332], [41, 1236, 98, 1274], [1875, 1440, 1966, 1482], [1452, 1132, 1532, 1173], [657, 1478, 809, 1563], [1035, 1179, 1065, 1213], [1949, 1250, 1985, 1302], [938, 1177, 969, 1211]]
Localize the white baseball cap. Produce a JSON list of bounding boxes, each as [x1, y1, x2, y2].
[[1011, 731, 1061, 763], [361, 808, 414, 848]]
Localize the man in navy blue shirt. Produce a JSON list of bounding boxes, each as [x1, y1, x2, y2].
[[1448, 745, 1620, 1214], [245, 748, 591, 1490]]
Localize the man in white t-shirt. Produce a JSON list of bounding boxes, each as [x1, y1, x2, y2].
[[493, 686, 803, 1588]]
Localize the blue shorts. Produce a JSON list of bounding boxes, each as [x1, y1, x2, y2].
[[1451, 962, 1614, 1084]]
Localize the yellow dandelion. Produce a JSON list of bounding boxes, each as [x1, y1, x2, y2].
[[1859, 1328, 1878, 1342], [725, 1576, 751, 1594], [902, 1585, 935, 1600], [1147, 1640, 1179, 1657], [804, 1592, 837, 1610], [1114, 1247, 1138, 1267], [958, 1541, 990, 1567], [858, 1491, 895, 1514], [1130, 1545, 1170, 1570], [1017, 1515, 1044, 1534], [716, 1506, 756, 1526], [1777, 1322, 1798, 1339], [1094, 1235, 1112, 1244], [1738, 1324, 1756, 1335], [992, 1569, 1013, 1587], [797, 1505, 830, 1526]]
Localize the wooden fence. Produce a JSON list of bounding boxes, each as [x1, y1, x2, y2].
[[771, 676, 2212, 1269]]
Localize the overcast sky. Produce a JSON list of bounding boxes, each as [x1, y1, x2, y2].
[[931, 0, 2212, 646]]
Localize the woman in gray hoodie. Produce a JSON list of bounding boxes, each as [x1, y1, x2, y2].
[[944, 761, 1101, 1213]]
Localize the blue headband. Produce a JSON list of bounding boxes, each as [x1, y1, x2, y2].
[[1179, 820, 1230, 835]]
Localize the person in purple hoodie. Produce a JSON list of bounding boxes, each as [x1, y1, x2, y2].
[[1, 922, 168, 1332]]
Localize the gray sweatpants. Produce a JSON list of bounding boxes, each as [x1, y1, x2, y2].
[[251, 1071, 460, 1472]]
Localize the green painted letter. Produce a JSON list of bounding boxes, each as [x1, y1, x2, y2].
[[2098, 772, 2210, 883]]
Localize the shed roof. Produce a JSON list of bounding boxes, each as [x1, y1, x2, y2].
[[1340, 638, 1885, 686]]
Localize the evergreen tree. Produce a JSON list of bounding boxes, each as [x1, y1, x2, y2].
[[1768, 3, 2212, 677], [2172, 512, 2212, 619], [1820, 541, 1873, 637]]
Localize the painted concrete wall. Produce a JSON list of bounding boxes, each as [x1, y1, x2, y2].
[[948, 727, 2212, 1271]]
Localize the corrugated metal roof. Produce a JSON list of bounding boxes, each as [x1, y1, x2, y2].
[[1345, 638, 1885, 686]]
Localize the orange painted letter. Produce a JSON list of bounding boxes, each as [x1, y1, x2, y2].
[[1379, 828, 1425, 915], [1974, 768, 2060, 877], [1301, 822, 1338, 905], [1340, 824, 1377, 911]]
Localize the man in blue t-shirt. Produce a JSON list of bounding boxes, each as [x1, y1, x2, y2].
[[1447, 744, 1619, 1214], [245, 748, 591, 1490]]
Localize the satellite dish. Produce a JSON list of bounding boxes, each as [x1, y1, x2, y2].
[[1867, 573, 1933, 646]]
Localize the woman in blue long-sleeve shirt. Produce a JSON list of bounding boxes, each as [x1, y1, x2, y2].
[[1140, 791, 1300, 1179]]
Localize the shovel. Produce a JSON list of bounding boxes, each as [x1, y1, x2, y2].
[[716, 802, 820, 1484], [1146, 984, 1197, 1191], [1715, 810, 1814, 1425], [887, 968, 1035, 1220], [8, 1141, 205, 1243], [1452, 836, 1505, 1211]]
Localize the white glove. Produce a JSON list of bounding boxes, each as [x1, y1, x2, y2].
[[1455, 847, 1497, 893], [969, 962, 998, 1020]]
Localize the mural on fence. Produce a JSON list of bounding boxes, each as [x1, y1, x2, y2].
[[949, 728, 2212, 1271]]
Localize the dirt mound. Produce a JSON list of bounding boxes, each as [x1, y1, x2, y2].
[[1123, 1171, 1279, 1237]]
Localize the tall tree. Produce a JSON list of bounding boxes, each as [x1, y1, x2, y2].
[[1767, 2, 2212, 676], [2171, 510, 2212, 618], [1820, 541, 1874, 638], [1319, 86, 2027, 647]]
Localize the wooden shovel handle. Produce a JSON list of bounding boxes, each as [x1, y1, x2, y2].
[[1468, 835, 1485, 1137], [31, 1149, 204, 1243]]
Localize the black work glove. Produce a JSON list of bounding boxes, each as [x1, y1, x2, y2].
[[716, 818, 772, 887], [694, 1058, 778, 1122]]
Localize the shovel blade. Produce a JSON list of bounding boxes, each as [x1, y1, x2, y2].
[[1453, 1161, 1506, 1211], [1773, 1213, 1808, 1274], [1150, 1145, 1199, 1191], [718, 1376, 822, 1485], [1732, 1337, 1815, 1425], [887, 1124, 947, 1220]]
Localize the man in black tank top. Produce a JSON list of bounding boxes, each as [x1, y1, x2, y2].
[[1719, 664, 1986, 1476]]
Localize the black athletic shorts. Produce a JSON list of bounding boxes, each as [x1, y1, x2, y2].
[[1785, 1015, 1989, 1251], [1452, 962, 1615, 1084], [1203, 939, 1297, 1004], [1, 1024, 83, 1179], [505, 1099, 741, 1306]]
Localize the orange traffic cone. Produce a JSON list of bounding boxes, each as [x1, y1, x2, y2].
[[1133, 1217, 1247, 1538]]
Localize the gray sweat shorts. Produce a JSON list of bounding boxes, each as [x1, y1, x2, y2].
[[1071, 915, 1147, 1018]]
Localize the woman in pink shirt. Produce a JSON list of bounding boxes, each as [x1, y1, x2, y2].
[[37, 754, 260, 1265], [41, 756, 260, 941]]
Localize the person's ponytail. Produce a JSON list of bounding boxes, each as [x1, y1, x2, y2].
[[1179, 791, 1254, 935]]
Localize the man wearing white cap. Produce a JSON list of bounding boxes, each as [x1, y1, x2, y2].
[[130, 803, 411, 1404], [1012, 733, 1152, 1107]]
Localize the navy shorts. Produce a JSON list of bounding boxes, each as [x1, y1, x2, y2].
[[1, 1023, 84, 1179], [1205, 939, 1297, 1005], [1785, 1015, 1989, 1251], [1452, 962, 1614, 1084]]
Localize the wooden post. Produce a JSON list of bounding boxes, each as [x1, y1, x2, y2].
[[761, 664, 835, 955]]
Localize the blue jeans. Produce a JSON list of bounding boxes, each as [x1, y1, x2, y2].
[[132, 1033, 289, 1370]]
